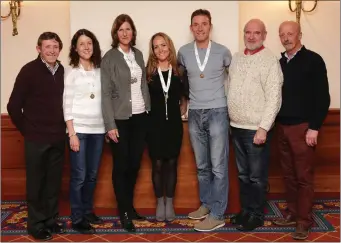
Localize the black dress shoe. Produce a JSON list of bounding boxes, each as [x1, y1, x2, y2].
[[84, 212, 104, 224], [132, 208, 146, 221], [46, 222, 65, 234], [72, 219, 96, 234], [120, 212, 136, 232], [230, 211, 249, 225], [236, 215, 264, 231], [30, 228, 52, 241]]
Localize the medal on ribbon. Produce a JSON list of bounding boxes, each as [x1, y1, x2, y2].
[[194, 41, 211, 78], [158, 65, 172, 120]]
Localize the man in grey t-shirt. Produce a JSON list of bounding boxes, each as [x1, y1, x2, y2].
[[177, 9, 232, 232]]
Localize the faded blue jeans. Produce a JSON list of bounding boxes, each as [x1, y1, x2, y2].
[[188, 107, 229, 220]]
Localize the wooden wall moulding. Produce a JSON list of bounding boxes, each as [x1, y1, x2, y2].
[[1, 109, 340, 212]]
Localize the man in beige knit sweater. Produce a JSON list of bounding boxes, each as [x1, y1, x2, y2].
[[227, 19, 283, 231]]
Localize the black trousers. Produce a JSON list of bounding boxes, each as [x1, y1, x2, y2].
[[25, 139, 65, 234], [110, 112, 148, 218]]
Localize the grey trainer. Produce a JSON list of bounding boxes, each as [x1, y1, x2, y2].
[[194, 215, 225, 232]]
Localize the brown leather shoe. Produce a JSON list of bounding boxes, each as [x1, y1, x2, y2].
[[292, 224, 309, 240], [273, 215, 296, 226]]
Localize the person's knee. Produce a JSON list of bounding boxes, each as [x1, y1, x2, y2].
[[296, 170, 314, 187], [152, 160, 163, 173], [197, 166, 212, 178], [238, 173, 249, 183], [166, 158, 178, 171], [212, 165, 228, 180], [87, 169, 99, 182]]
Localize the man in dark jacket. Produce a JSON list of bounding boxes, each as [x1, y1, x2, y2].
[[7, 32, 66, 241], [273, 21, 330, 240]]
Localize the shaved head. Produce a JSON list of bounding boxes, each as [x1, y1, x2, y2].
[[279, 20, 302, 55], [243, 18, 267, 51], [244, 19, 267, 34], [279, 21, 301, 34]]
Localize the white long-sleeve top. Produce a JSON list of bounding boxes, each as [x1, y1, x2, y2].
[[63, 65, 105, 134]]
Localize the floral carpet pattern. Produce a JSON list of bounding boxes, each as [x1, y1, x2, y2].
[[1, 199, 339, 235]]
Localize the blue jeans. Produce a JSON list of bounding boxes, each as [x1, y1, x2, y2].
[[68, 133, 105, 223], [230, 127, 273, 220], [188, 107, 229, 220]]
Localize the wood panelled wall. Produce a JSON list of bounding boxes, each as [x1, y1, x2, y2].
[[1, 109, 339, 213]]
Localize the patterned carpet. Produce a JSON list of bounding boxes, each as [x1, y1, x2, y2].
[[1, 199, 339, 235]]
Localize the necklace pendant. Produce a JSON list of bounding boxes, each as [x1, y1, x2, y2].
[[200, 73, 204, 78], [131, 77, 137, 84], [90, 93, 95, 99]]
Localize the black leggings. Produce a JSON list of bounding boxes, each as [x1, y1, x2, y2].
[[151, 158, 178, 198]]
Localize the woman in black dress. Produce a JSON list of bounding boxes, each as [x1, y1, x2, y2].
[[146, 32, 188, 222]]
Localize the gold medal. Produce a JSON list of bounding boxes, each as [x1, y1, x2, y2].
[[90, 93, 95, 99], [200, 73, 204, 78]]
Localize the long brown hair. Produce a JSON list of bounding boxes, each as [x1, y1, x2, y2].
[[146, 32, 179, 82], [69, 29, 101, 68]]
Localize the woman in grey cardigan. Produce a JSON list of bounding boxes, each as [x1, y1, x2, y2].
[[101, 14, 151, 232]]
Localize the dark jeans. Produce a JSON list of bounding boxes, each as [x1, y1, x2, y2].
[[110, 112, 148, 218], [277, 123, 314, 229], [68, 133, 105, 223], [231, 127, 272, 220], [24, 139, 65, 234]]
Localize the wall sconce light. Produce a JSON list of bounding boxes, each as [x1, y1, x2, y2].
[[289, 0, 318, 25], [1, 0, 22, 36]]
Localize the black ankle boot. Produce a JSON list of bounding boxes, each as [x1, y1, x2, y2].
[[236, 215, 264, 231], [84, 212, 104, 224], [132, 208, 146, 221], [30, 228, 52, 241], [230, 211, 249, 225], [72, 219, 96, 234], [120, 212, 136, 232]]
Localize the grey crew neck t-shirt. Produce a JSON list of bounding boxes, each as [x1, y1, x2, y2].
[[178, 41, 232, 109]]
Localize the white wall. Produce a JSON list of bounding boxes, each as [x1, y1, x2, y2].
[[70, 1, 239, 60], [1, 1, 70, 113], [239, 1, 340, 108], [1, 1, 339, 113]]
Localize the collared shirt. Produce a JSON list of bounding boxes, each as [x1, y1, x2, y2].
[[284, 46, 303, 63], [117, 46, 145, 115], [41, 57, 59, 75], [117, 46, 142, 82]]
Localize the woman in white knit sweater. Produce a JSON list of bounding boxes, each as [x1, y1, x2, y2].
[[63, 29, 105, 234]]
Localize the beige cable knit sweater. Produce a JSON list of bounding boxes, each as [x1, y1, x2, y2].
[[227, 48, 283, 131]]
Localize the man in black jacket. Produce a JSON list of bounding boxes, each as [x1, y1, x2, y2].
[[7, 32, 66, 241], [273, 21, 330, 240]]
